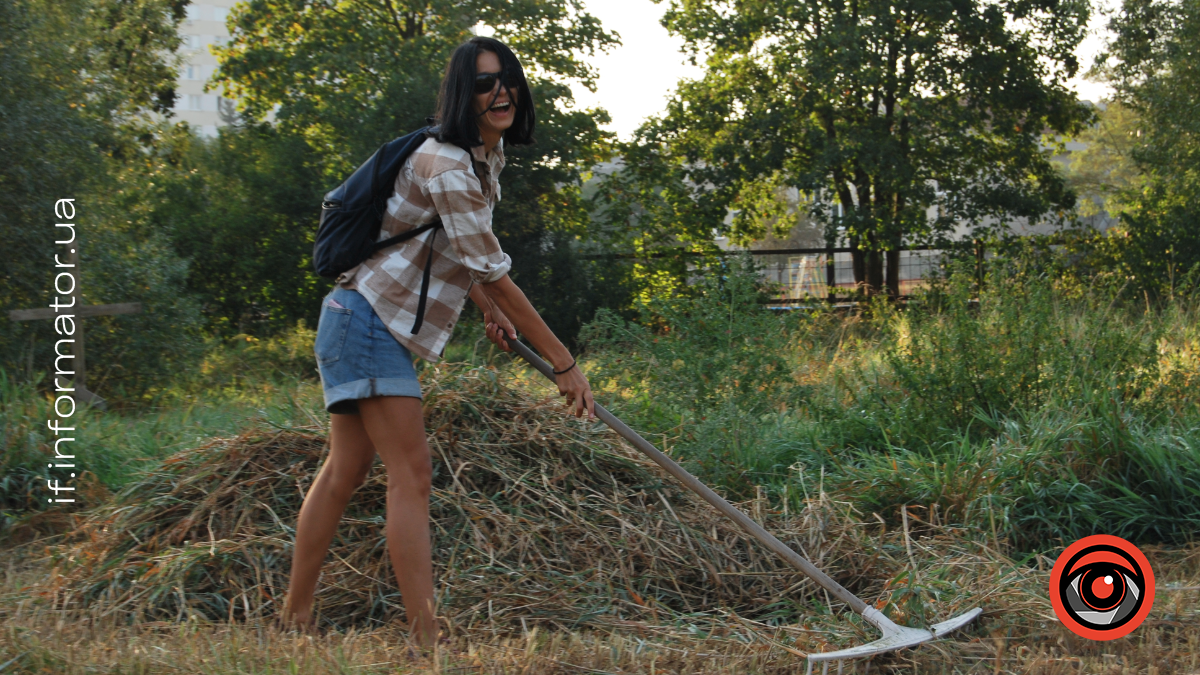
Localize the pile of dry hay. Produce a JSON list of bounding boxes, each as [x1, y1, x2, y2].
[[34, 364, 989, 651]]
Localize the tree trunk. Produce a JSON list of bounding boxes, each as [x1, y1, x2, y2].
[[886, 248, 900, 297], [850, 235, 866, 290], [866, 249, 884, 296]]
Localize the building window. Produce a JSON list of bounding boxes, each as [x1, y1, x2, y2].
[[188, 95, 202, 110], [185, 5, 203, 22], [185, 65, 196, 80], [214, 7, 230, 22]]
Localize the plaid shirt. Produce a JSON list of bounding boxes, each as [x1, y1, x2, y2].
[[338, 136, 511, 362]]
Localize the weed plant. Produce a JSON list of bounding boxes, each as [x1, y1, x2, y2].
[[5, 250, 1198, 553]]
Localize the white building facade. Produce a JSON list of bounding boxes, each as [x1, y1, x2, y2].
[[173, 2, 238, 136]]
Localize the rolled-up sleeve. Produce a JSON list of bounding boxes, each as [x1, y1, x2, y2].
[[426, 168, 512, 284]]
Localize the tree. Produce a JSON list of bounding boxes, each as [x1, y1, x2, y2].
[[1064, 101, 1144, 219], [0, 0, 185, 311], [599, 0, 1094, 297], [1086, 0, 1200, 297], [196, 0, 624, 342], [0, 0, 102, 313], [0, 0, 207, 400]]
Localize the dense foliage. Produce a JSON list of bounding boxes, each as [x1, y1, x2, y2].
[[595, 0, 1094, 297], [0, 0, 633, 402], [0, 0, 206, 400], [1065, 0, 1200, 298]]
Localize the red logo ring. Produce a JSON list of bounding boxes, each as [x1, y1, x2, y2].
[[1049, 534, 1155, 640]]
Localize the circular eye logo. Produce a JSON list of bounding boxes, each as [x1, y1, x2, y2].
[[1050, 534, 1155, 640]]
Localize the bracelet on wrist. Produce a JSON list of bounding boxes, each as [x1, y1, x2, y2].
[[553, 359, 577, 375]]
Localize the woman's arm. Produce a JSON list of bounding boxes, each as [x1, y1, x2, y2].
[[476, 274, 595, 419], [468, 282, 516, 353]]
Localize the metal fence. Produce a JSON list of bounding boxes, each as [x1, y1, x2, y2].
[[581, 242, 985, 305], [749, 246, 968, 303]]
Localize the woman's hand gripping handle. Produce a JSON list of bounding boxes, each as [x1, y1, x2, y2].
[[502, 329, 595, 420]]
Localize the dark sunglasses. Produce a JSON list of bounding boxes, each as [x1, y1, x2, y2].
[[474, 71, 518, 95]]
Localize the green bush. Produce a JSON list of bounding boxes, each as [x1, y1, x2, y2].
[[818, 389, 1200, 549], [178, 322, 319, 397], [813, 260, 1169, 450], [1, 215, 208, 408], [0, 369, 53, 527], [1, 322, 328, 537], [581, 255, 809, 494]]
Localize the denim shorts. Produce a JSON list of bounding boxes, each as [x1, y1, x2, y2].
[[315, 286, 422, 414]]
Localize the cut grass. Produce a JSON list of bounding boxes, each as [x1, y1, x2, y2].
[[24, 364, 895, 633], [2, 463, 1198, 672]]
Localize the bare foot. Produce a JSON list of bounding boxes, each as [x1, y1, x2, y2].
[[408, 612, 441, 648], [404, 620, 447, 657], [277, 610, 319, 635]]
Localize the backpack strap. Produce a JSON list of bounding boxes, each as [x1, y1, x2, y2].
[[363, 219, 444, 336], [410, 226, 438, 335], [366, 219, 442, 256], [407, 157, 485, 335]]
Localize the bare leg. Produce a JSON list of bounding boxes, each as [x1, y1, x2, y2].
[[356, 395, 439, 647], [282, 411, 376, 629]]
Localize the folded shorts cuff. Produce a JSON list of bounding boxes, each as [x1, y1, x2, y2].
[[323, 377, 423, 412]]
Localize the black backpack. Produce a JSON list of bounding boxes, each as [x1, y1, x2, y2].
[[313, 126, 443, 334]]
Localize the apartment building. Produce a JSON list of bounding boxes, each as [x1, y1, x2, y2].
[[174, 1, 238, 136]]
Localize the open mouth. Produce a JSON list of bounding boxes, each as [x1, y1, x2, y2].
[[489, 102, 511, 113]]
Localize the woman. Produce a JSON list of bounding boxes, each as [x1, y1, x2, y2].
[[281, 37, 595, 647]]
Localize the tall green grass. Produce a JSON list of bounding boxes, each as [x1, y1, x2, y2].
[[0, 324, 330, 535], [581, 254, 1200, 550]]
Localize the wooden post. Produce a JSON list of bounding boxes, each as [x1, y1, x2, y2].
[[974, 239, 985, 291], [68, 246, 89, 398], [8, 241, 142, 410]]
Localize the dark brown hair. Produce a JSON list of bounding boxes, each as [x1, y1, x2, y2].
[[431, 37, 535, 148]]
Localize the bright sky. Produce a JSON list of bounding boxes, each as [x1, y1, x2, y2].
[[564, 0, 704, 141], [562, 0, 1117, 142]]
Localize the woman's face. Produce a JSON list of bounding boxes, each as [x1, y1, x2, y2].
[[472, 49, 516, 139]]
